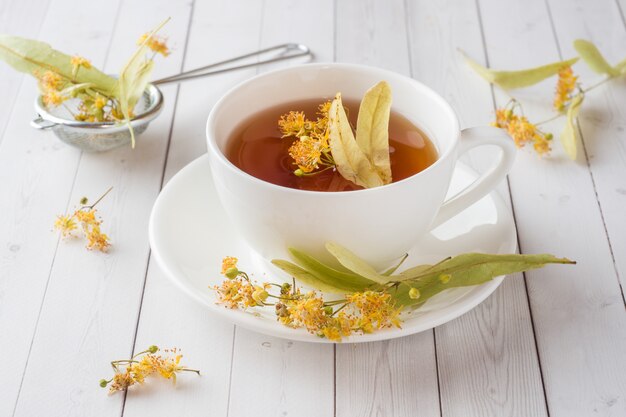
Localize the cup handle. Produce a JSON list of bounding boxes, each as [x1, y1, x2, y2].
[[430, 126, 516, 229]]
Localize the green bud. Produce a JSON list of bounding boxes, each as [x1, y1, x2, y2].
[[545, 133, 553, 141], [294, 169, 304, 177], [324, 306, 334, 315], [225, 267, 239, 279], [148, 345, 158, 354], [99, 379, 108, 388], [408, 288, 421, 300], [80, 197, 89, 205], [280, 282, 292, 295]]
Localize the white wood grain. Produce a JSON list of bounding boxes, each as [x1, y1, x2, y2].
[[477, 0, 626, 415], [0, 0, 50, 144], [0, 0, 121, 415], [225, 2, 336, 416], [405, 1, 549, 415], [9, 1, 193, 416], [546, 0, 626, 301], [334, 2, 440, 416]]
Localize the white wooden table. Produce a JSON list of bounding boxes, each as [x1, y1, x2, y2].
[[1, 0, 625, 416]]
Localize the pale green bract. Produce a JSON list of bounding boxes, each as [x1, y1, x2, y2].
[[573, 39, 619, 77], [0, 34, 117, 94], [272, 242, 575, 308], [116, 17, 169, 147], [560, 94, 584, 160], [461, 50, 578, 89]]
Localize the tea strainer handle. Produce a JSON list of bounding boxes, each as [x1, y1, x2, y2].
[[30, 116, 57, 130]]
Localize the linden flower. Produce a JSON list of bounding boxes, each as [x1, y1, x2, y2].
[[109, 370, 135, 394], [214, 277, 259, 308], [94, 94, 108, 110], [54, 215, 77, 238], [493, 105, 552, 156], [221, 256, 238, 275], [39, 70, 64, 91], [554, 66, 578, 112], [42, 90, 66, 107], [71, 55, 92, 70], [288, 136, 323, 173], [278, 111, 307, 138], [86, 226, 110, 252], [346, 291, 402, 330], [137, 33, 170, 56]]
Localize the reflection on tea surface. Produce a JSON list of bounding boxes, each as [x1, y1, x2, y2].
[[226, 99, 438, 192]]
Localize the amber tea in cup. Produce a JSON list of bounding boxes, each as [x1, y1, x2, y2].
[[226, 99, 438, 192]]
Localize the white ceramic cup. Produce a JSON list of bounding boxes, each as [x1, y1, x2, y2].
[[206, 63, 516, 267]]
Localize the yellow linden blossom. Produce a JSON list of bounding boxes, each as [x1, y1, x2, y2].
[[554, 66, 578, 112], [221, 256, 238, 275], [214, 277, 259, 308], [288, 136, 323, 173], [278, 111, 307, 138], [493, 106, 552, 156], [346, 291, 402, 330], [109, 370, 135, 394], [39, 70, 64, 91], [71, 55, 92, 70], [94, 94, 108, 110], [279, 102, 333, 174], [86, 225, 110, 252], [42, 90, 66, 107], [137, 33, 170, 56], [54, 215, 77, 237]]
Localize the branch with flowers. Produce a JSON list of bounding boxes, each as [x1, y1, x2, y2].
[[463, 39, 626, 159], [0, 18, 172, 147], [100, 345, 200, 394], [214, 243, 575, 341], [53, 187, 112, 252]]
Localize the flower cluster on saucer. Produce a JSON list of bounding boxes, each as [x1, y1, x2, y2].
[[100, 346, 200, 394], [213, 257, 402, 341]]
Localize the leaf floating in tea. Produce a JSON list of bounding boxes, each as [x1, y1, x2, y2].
[[573, 39, 619, 77], [328, 93, 383, 188], [462, 50, 579, 89], [560, 94, 584, 160], [356, 81, 393, 184]]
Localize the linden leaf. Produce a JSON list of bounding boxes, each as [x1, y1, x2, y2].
[[328, 93, 384, 188], [355, 81, 393, 184], [0, 34, 116, 94], [461, 50, 579, 89], [615, 57, 626, 74], [325, 242, 389, 284], [285, 248, 375, 291], [573, 39, 619, 77], [392, 253, 575, 307], [271, 260, 350, 294], [560, 94, 584, 160]]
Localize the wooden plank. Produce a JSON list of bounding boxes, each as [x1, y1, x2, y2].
[[477, 0, 626, 415], [0, 0, 121, 415], [405, 1, 549, 416], [224, 2, 335, 416], [10, 1, 193, 416], [122, 1, 284, 416], [334, 2, 440, 416], [0, 0, 50, 143], [546, 0, 626, 299]]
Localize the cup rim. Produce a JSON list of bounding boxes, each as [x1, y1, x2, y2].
[[205, 62, 460, 196]]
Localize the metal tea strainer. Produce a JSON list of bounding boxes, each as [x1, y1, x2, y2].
[[30, 43, 311, 152]]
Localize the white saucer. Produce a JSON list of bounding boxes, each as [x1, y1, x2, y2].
[[149, 155, 517, 343]]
